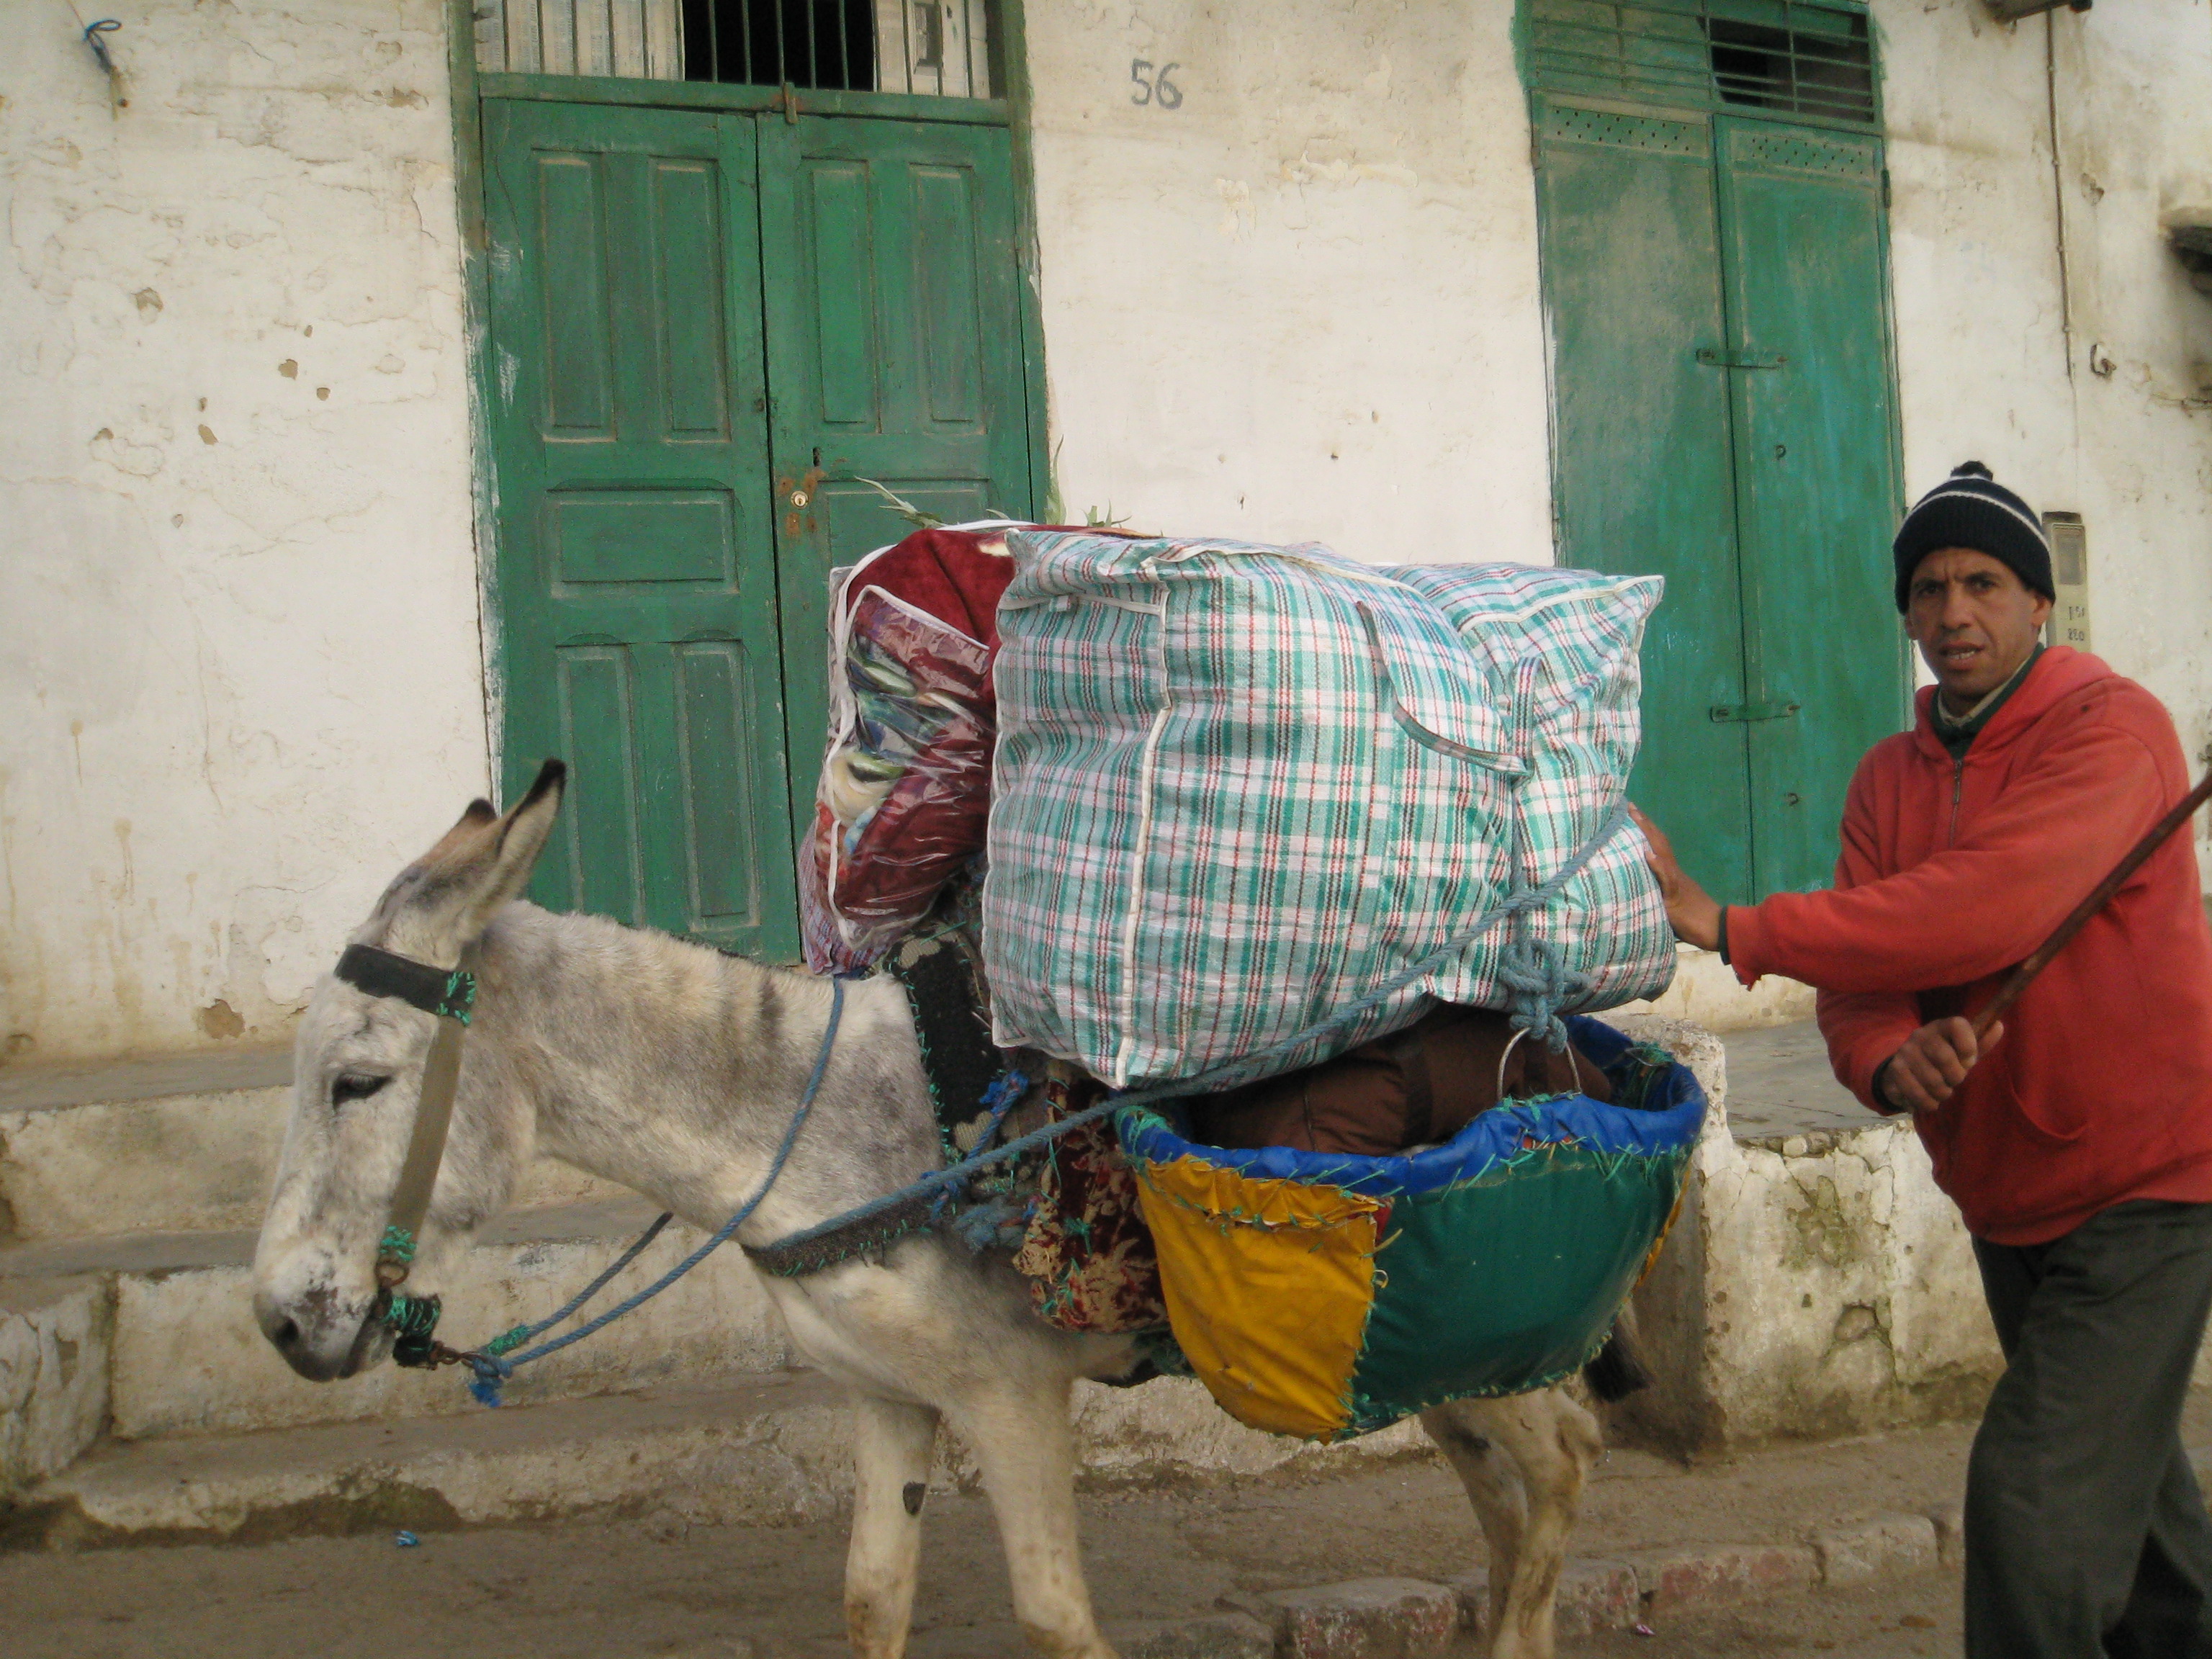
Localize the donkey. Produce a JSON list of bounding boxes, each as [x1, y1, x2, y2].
[[253, 764, 1614, 1659]]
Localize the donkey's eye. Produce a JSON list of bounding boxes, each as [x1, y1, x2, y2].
[[331, 1073, 389, 1107]]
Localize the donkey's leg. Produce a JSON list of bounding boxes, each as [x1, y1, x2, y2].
[[845, 1393, 942, 1659], [1423, 1398, 1531, 1644], [1460, 1388, 1606, 1659], [949, 1381, 1117, 1659]]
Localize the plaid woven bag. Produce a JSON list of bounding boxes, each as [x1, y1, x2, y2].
[[983, 531, 1676, 1088]]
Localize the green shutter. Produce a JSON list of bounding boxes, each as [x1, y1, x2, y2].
[[758, 114, 1035, 844], [1527, 0, 1903, 903], [1535, 96, 1757, 905], [1712, 119, 1905, 893], [484, 100, 798, 956], [481, 96, 1037, 954]]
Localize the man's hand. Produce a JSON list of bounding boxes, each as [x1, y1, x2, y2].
[[1874, 1016, 2001, 1117], [1628, 803, 1723, 951]]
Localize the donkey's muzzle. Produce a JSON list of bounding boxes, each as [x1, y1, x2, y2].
[[255, 1289, 385, 1381]]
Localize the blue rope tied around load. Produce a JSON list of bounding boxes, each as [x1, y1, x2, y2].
[[457, 979, 846, 1406], [1494, 937, 1585, 1053], [754, 799, 1635, 1265]]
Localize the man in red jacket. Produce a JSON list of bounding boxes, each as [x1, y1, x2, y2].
[[1637, 462, 2212, 1657]]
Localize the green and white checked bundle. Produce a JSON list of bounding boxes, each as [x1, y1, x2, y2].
[[983, 532, 1676, 1089]]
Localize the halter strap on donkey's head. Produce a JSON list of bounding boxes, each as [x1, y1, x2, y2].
[[333, 941, 480, 1367], [320, 758, 567, 1375], [335, 943, 477, 1025]]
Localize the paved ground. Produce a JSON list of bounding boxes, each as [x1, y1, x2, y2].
[[1, 1406, 2004, 1658], [1572, 1573, 1960, 1657]]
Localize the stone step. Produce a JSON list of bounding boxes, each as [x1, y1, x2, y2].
[[4, 1370, 853, 1548], [0, 1199, 791, 1442], [0, 1046, 627, 1241], [0, 1275, 109, 1499], [1, 1366, 1428, 1550]]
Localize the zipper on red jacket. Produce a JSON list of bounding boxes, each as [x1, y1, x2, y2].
[[1949, 755, 1966, 845]]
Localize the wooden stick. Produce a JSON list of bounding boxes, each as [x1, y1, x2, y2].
[[1972, 770, 2212, 1040]]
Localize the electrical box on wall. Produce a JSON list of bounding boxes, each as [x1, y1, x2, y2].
[[2044, 512, 2091, 651]]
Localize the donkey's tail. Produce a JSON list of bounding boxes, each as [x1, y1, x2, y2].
[[1581, 1302, 1652, 1403]]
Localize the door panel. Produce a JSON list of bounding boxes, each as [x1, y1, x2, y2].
[[1535, 97, 1755, 907], [1715, 118, 1906, 895], [485, 99, 798, 956], [759, 114, 1035, 842]]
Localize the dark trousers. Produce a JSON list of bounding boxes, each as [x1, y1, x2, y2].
[[1967, 1199, 2212, 1658]]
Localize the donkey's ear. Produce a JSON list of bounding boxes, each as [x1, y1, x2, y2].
[[453, 759, 568, 942], [418, 796, 501, 865], [380, 760, 567, 957]]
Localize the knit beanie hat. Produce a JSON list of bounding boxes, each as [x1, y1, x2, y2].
[[1891, 462, 2054, 611]]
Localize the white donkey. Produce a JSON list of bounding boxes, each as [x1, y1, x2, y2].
[[253, 765, 1614, 1659]]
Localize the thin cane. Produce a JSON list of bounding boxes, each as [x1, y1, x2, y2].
[[1972, 770, 2212, 1041]]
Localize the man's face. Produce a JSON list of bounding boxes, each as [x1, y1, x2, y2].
[[1905, 547, 2053, 709]]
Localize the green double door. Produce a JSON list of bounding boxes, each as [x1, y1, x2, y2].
[[482, 98, 1034, 958], [1537, 100, 1905, 902]]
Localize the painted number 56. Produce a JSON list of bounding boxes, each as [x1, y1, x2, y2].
[[1130, 59, 1184, 108]]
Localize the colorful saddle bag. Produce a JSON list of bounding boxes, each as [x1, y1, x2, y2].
[[1115, 1017, 1707, 1442]]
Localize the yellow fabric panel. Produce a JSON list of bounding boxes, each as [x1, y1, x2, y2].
[[1637, 1178, 1690, 1287], [1135, 1156, 1382, 1442]]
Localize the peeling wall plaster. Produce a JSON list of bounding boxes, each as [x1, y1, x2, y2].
[[0, 3, 490, 1064]]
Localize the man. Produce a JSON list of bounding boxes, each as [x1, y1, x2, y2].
[[1635, 461, 2212, 1657]]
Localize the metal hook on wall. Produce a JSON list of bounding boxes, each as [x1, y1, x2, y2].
[[79, 16, 130, 109]]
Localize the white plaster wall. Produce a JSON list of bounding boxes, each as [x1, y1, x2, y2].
[[0, 3, 488, 1064], [1879, 0, 2212, 859], [7, 0, 2210, 1067], [1022, 0, 1557, 567]]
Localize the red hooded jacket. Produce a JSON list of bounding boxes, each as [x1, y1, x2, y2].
[[1725, 647, 2212, 1245]]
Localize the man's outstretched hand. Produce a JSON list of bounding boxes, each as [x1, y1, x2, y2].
[[1628, 803, 1722, 951], [1874, 1017, 2000, 1118]]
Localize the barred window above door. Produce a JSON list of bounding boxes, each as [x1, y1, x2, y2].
[[1526, 0, 1876, 130], [475, 0, 1001, 98]]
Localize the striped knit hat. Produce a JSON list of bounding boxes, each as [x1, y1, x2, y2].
[[1892, 462, 2054, 611]]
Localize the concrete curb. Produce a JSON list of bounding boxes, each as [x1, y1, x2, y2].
[[1187, 1506, 1959, 1656]]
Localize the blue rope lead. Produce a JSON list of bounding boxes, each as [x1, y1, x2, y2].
[[459, 979, 847, 1406], [479, 1213, 673, 1359]]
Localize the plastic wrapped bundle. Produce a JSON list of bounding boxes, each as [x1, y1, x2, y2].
[[984, 531, 1676, 1087], [799, 525, 1019, 976]]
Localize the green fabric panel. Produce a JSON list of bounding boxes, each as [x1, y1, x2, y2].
[[1344, 1146, 1687, 1430]]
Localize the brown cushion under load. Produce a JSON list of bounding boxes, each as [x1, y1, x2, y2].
[[1185, 1004, 1613, 1157]]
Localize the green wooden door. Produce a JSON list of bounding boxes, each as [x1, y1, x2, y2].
[[758, 115, 1035, 840], [1534, 94, 1903, 902], [483, 99, 1035, 956], [485, 99, 796, 956], [1534, 99, 1755, 907], [1714, 119, 1903, 895]]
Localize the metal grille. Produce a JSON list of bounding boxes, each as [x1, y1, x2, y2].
[[1541, 102, 1711, 157], [1731, 127, 1879, 178], [476, 1, 683, 78], [475, 0, 999, 96], [1527, 0, 1877, 129]]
